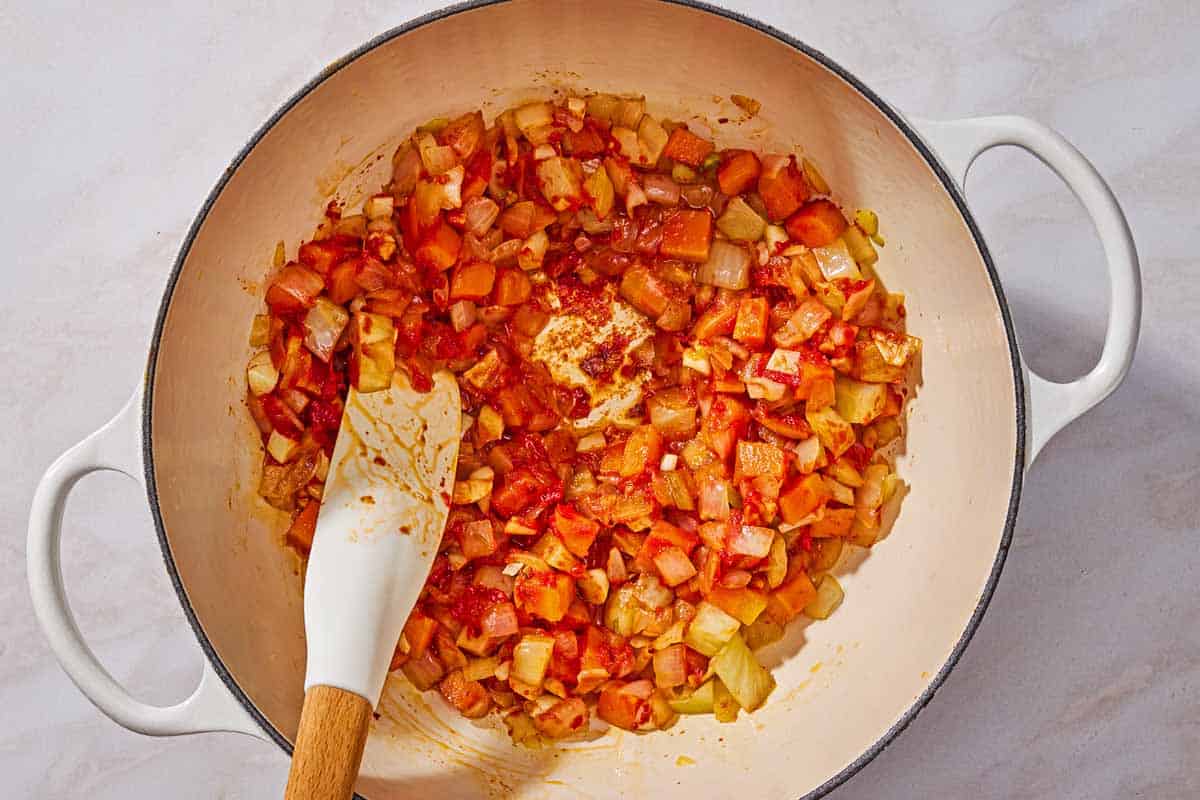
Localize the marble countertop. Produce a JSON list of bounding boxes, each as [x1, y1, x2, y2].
[[3, 1, 1196, 797]]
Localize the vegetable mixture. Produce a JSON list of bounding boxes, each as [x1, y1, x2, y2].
[[245, 92, 920, 741]]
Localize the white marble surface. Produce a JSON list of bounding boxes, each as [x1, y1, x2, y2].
[[2, 0, 1197, 797]]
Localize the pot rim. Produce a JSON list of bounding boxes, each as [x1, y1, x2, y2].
[[141, 1, 1026, 797]]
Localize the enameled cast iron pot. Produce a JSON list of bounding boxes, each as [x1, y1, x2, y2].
[[28, 1, 1140, 797]]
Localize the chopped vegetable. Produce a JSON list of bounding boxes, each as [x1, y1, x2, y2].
[[684, 601, 740, 656], [716, 196, 767, 242], [785, 199, 848, 247], [697, 240, 751, 290], [245, 91, 919, 741], [660, 208, 714, 263], [711, 634, 775, 711], [804, 575, 844, 620]]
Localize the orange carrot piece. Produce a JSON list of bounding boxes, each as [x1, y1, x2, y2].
[[733, 296, 770, 349], [659, 208, 713, 263], [758, 157, 811, 221], [285, 500, 320, 554], [785, 199, 848, 248], [449, 260, 496, 301], [716, 150, 761, 196], [662, 127, 715, 167]]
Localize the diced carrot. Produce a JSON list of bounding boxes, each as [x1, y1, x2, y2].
[[662, 127, 715, 167], [514, 570, 575, 623], [701, 395, 751, 461], [734, 440, 786, 481], [553, 504, 600, 557], [494, 268, 532, 306], [415, 217, 461, 271], [438, 670, 492, 718], [691, 297, 739, 341], [284, 500, 320, 554], [733, 296, 769, 349], [298, 238, 353, 277], [806, 377, 836, 410], [795, 359, 836, 401], [597, 680, 654, 730], [810, 507, 855, 538], [449, 260, 496, 301], [643, 519, 700, 555], [758, 156, 811, 221], [621, 424, 663, 477], [462, 149, 491, 202], [779, 473, 829, 524], [768, 572, 817, 622], [785, 199, 848, 247], [708, 585, 769, 626], [659, 208, 713, 263], [326, 259, 360, 305], [402, 610, 439, 659], [619, 265, 672, 318], [717, 150, 761, 196]]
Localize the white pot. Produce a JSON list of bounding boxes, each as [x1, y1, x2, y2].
[[28, 2, 1140, 797]]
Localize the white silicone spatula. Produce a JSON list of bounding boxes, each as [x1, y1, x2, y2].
[[283, 370, 460, 800]]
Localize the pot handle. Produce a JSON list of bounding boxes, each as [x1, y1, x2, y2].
[[912, 115, 1140, 465], [27, 388, 264, 738]]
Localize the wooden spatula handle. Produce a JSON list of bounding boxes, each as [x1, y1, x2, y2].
[[284, 685, 373, 800]]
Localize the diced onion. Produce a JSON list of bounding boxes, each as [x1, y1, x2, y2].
[[463, 196, 500, 237], [303, 298, 350, 363], [246, 351, 278, 396], [267, 430, 299, 463], [643, 173, 680, 206], [813, 239, 861, 280], [481, 602, 520, 638], [512, 634, 555, 687], [365, 194, 394, 220], [697, 240, 751, 290], [710, 633, 775, 711], [448, 300, 477, 332]]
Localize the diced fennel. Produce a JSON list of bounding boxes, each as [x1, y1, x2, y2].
[[463, 656, 500, 682], [716, 196, 767, 242], [742, 616, 785, 651], [711, 633, 775, 711], [667, 680, 715, 714], [713, 677, 739, 723], [841, 223, 878, 266], [765, 534, 788, 588], [249, 314, 271, 347], [583, 166, 614, 218], [267, 430, 299, 464], [801, 156, 831, 195], [810, 536, 844, 574], [246, 351, 278, 396], [512, 634, 555, 687], [638, 116, 669, 164], [854, 208, 879, 236], [804, 575, 845, 620], [684, 601, 740, 656]]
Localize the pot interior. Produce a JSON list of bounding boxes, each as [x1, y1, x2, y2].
[[148, 1, 1020, 797]]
